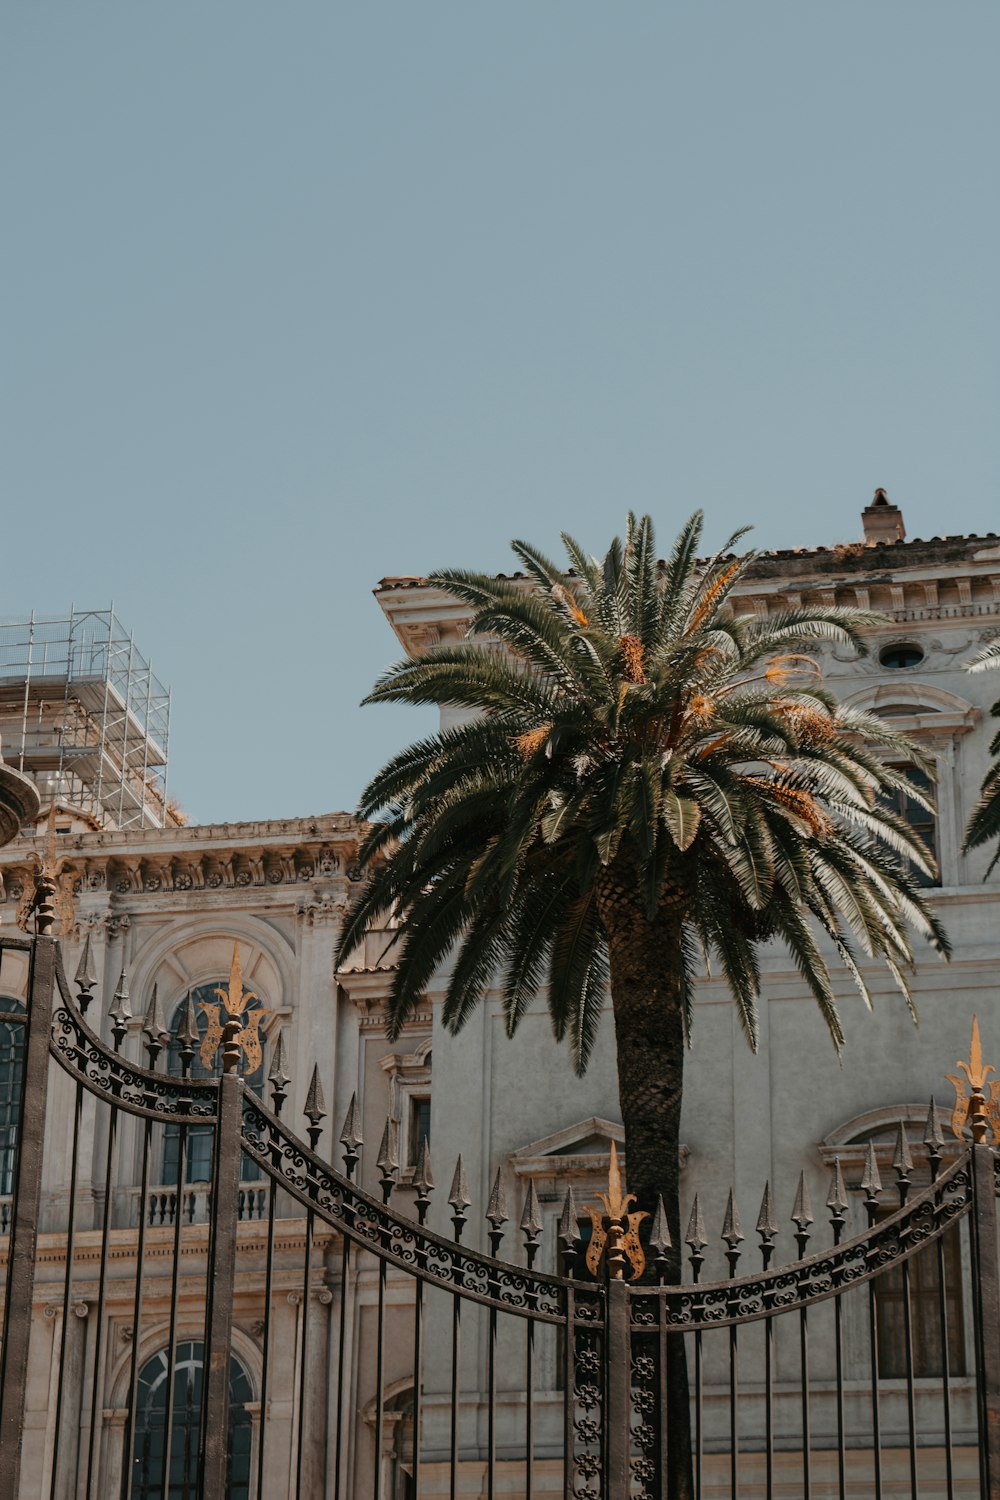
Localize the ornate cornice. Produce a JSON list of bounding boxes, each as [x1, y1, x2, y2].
[[0, 813, 366, 919]]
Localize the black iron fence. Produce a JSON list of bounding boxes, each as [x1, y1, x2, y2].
[[0, 930, 998, 1498]]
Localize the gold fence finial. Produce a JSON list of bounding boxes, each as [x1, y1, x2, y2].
[[947, 1015, 1000, 1146], [198, 943, 268, 1075], [585, 1141, 649, 1281]]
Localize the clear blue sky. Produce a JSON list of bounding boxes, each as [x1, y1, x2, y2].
[[4, 4, 997, 824]]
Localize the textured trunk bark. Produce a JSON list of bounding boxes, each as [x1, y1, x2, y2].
[[597, 869, 694, 1500]]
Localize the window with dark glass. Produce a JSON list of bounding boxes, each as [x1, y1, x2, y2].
[[129, 1342, 252, 1500], [408, 1096, 431, 1165], [162, 983, 266, 1186], [883, 762, 939, 888], [0, 1000, 25, 1206], [879, 643, 925, 671]]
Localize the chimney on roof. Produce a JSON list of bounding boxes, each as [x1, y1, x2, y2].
[[862, 488, 905, 546]]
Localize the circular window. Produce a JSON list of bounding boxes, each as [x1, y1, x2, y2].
[[879, 642, 925, 671]]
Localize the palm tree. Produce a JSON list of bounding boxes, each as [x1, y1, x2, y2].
[[338, 512, 949, 1497], [963, 638, 1000, 871]]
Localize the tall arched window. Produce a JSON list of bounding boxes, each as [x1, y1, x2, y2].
[[129, 1341, 253, 1500], [0, 999, 25, 1214], [162, 981, 266, 1189]]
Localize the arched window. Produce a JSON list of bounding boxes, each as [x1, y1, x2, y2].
[[162, 981, 266, 1190], [0, 1000, 25, 1216], [129, 1341, 252, 1500], [821, 1108, 967, 1379]]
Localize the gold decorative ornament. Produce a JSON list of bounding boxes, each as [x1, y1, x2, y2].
[[585, 1141, 649, 1280], [199, 945, 268, 1075], [15, 806, 76, 937], [946, 1015, 1000, 1146]]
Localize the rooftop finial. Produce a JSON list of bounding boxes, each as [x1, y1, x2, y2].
[[862, 487, 905, 545]]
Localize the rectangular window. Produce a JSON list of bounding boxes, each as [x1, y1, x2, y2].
[[884, 762, 939, 888], [409, 1096, 431, 1166]]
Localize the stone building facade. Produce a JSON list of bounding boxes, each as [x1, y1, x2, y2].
[[2, 493, 1000, 1495]]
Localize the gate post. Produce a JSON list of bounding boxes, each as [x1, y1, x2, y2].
[[971, 1140, 1000, 1496], [200, 1066, 244, 1499], [0, 934, 56, 1497], [606, 1278, 631, 1500]]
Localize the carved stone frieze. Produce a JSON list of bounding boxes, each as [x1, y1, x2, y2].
[[0, 817, 365, 923]]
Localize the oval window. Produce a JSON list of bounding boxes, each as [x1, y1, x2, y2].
[[879, 643, 924, 670]]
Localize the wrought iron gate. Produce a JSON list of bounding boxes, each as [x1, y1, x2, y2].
[[1, 930, 999, 1498]]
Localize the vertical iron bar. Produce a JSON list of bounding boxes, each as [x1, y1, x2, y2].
[[799, 1308, 811, 1500], [694, 1327, 703, 1500], [658, 1294, 669, 1499], [84, 1113, 123, 1497], [773, 1320, 779, 1494], [119, 1110, 155, 1500], [295, 1211, 314, 1500], [487, 1305, 498, 1500], [0, 935, 56, 1496], [562, 1288, 574, 1500], [729, 1325, 739, 1498], [200, 1071, 243, 1500], [411, 1274, 424, 1498], [373, 1250, 389, 1500], [254, 1175, 278, 1500], [526, 1319, 535, 1500], [970, 1141, 1000, 1493], [160, 1123, 188, 1500], [605, 1278, 630, 1500], [834, 1293, 846, 1500], [935, 1234, 955, 1500], [332, 1234, 351, 1500], [867, 1275, 883, 1500], [900, 1256, 919, 1497], [49, 1074, 84, 1499], [449, 1291, 461, 1500]]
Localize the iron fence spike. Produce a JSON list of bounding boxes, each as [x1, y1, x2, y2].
[[376, 1117, 400, 1175], [176, 993, 199, 1046], [860, 1139, 882, 1197], [413, 1137, 434, 1195], [924, 1096, 945, 1150], [486, 1167, 509, 1229], [520, 1180, 543, 1240], [721, 1188, 744, 1248], [649, 1195, 672, 1255], [755, 1180, 779, 1240], [685, 1194, 707, 1252], [304, 1064, 327, 1126], [448, 1154, 471, 1213], [267, 1029, 290, 1090], [557, 1185, 580, 1246], [339, 1091, 363, 1151], [141, 983, 170, 1046], [791, 1170, 814, 1230], [108, 966, 131, 1023], [893, 1120, 914, 1175], [826, 1157, 849, 1215], [74, 931, 97, 993]]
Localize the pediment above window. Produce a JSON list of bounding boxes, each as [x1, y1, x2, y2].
[[511, 1117, 688, 1194]]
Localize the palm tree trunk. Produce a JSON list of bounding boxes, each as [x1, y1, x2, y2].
[[599, 873, 694, 1500]]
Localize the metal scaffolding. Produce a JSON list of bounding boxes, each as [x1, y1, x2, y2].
[[0, 606, 171, 830]]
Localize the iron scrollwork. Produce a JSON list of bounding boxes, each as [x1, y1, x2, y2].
[[241, 1093, 601, 1326], [641, 1157, 973, 1333], [47, 954, 218, 1123]]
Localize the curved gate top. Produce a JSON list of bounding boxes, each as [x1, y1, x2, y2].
[[1, 932, 999, 1500]]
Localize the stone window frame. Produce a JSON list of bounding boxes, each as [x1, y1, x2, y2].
[[839, 682, 979, 888], [379, 1036, 432, 1180]]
